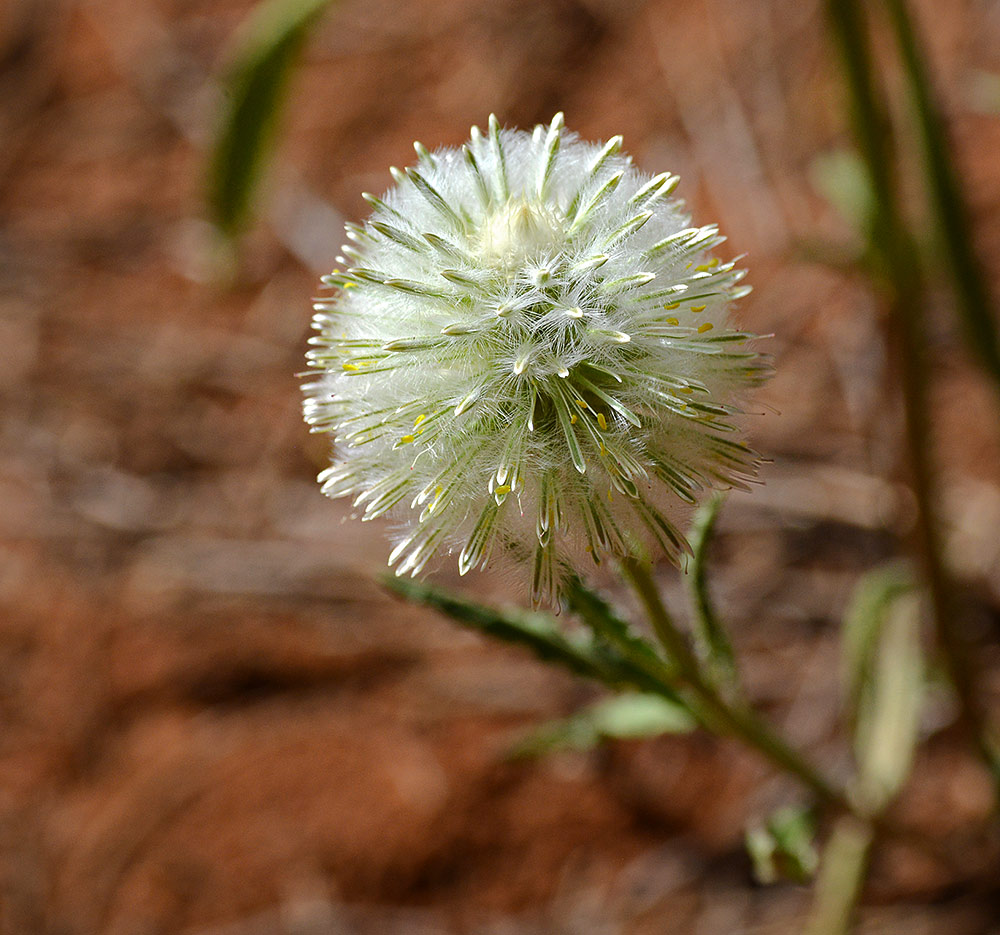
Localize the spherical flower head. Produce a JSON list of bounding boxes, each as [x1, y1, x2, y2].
[[304, 114, 769, 604]]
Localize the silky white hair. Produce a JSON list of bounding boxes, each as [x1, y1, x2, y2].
[[303, 114, 768, 604]]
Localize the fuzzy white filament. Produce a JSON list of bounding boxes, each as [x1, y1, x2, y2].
[[303, 114, 768, 603]]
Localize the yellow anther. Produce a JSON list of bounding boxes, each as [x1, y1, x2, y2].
[[574, 399, 588, 408], [691, 305, 706, 313], [585, 545, 593, 553], [597, 413, 608, 430], [495, 484, 511, 495], [697, 322, 714, 333], [599, 442, 607, 456], [342, 362, 360, 371], [679, 386, 694, 394], [414, 414, 427, 427], [426, 485, 443, 512], [400, 434, 415, 444], [416, 428, 424, 435], [665, 317, 679, 326], [570, 413, 579, 425], [664, 301, 680, 310], [695, 263, 710, 272], [607, 487, 614, 502]]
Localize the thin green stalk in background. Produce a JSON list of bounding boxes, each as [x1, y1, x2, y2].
[[882, 0, 1000, 390], [825, 0, 1000, 793]]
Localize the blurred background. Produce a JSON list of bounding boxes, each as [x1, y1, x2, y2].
[[2, 0, 1000, 932]]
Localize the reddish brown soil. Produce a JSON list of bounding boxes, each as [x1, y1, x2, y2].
[[2, 0, 1000, 932]]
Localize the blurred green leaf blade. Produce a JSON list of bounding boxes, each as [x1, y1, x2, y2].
[[207, 0, 336, 236], [809, 148, 876, 236], [842, 561, 914, 711], [513, 692, 696, 758], [842, 563, 924, 811], [855, 590, 924, 809], [589, 692, 696, 738], [803, 816, 873, 935]]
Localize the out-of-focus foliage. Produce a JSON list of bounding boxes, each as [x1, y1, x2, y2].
[[809, 149, 874, 236], [207, 0, 336, 236], [842, 564, 924, 811], [746, 805, 820, 885], [882, 0, 1000, 392], [512, 693, 696, 758]]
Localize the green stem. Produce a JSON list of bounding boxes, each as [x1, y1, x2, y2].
[[803, 817, 874, 935], [621, 558, 851, 813], [881, 0, 1000, 390], [826, 0, 1000, 793]]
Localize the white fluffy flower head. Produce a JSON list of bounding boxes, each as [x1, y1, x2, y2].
[[304, 114, 768, 603]]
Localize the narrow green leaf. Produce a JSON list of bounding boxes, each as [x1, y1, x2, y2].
[[565, 577, 675, 682], [841, 562, 914, 712], [854, 590, 924, 811], [207, 0, 336, 236], [385, 575, 676, 699], [589, 692, 695, 737], [842, 563, 923, 811], [686, 493, 738, 688], [512, 692, 695, 758]]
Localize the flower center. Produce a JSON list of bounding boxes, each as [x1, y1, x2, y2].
[[477, 199, 565, 266]]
